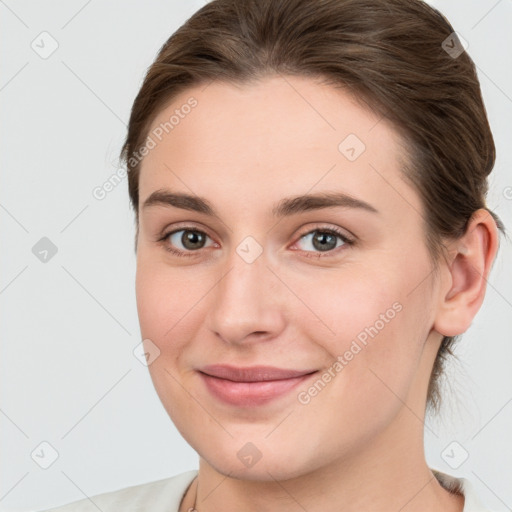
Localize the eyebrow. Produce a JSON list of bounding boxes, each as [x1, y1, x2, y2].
[[142, 189, 379, 217]]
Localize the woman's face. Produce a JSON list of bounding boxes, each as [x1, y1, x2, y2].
[[135, 75, 443, 480]]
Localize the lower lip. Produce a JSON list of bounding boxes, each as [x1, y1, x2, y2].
[[199, 372, 316, 407]]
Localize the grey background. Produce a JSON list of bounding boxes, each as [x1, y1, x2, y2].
[[1, 1, 511, 510]]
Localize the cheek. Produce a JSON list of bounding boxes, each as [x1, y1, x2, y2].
[[292, 266, 406, 351], [135, 257, 213, 392], [295, 261, 431, 401], [135, 256, 205, 340], [134, 260, 203, 429]]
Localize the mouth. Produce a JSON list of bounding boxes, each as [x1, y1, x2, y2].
[[197, 364, 318, 407]]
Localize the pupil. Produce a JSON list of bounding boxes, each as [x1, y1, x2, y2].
[[313, 232, 336, 251], [183, 231, 204, 249]]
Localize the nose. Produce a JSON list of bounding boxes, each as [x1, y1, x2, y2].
[[205, 250, 286, 346]]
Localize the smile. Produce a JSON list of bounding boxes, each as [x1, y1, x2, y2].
[[197, 365, 318, 407]]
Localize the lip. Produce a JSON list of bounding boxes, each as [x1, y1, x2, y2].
[[198, 364, 318, 407]]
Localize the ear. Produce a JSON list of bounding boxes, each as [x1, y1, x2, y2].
[[433, 209, 499, 337]]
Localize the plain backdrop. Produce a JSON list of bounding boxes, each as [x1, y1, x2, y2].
[[1, 1, 511, 511]]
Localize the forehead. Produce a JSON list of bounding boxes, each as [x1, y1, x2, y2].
[[139, 75, 420, 220]]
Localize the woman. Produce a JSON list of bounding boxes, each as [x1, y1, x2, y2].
[[41, 0, 505, 510]]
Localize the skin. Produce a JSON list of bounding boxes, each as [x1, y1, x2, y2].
[[135, 75, 498, 512]]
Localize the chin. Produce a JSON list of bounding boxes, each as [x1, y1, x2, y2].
[[192, 434, 326, 483], [203, 454, 312, 482]]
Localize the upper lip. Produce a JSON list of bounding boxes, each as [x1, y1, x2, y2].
[[198, 364, 317, 382]]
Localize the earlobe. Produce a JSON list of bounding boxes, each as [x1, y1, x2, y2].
[[433, 209, 499, 337]]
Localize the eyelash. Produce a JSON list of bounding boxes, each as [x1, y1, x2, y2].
[[157, 225, 355, 259]]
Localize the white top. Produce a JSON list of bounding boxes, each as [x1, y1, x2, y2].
[[38, 468, 493, 512]]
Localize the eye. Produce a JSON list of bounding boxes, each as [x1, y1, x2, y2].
[[158, 225, 354, 259], [158, 227, 216, 257], [292, 227, 354, 257]]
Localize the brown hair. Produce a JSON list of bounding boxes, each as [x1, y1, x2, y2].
[[120, 0, 506, 412]]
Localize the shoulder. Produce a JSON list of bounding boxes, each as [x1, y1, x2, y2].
[[432, 468, 497, 512], [36, 470, 198, 512]]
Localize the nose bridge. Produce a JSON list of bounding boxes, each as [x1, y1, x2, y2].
[[206, 245, 284, 344]]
